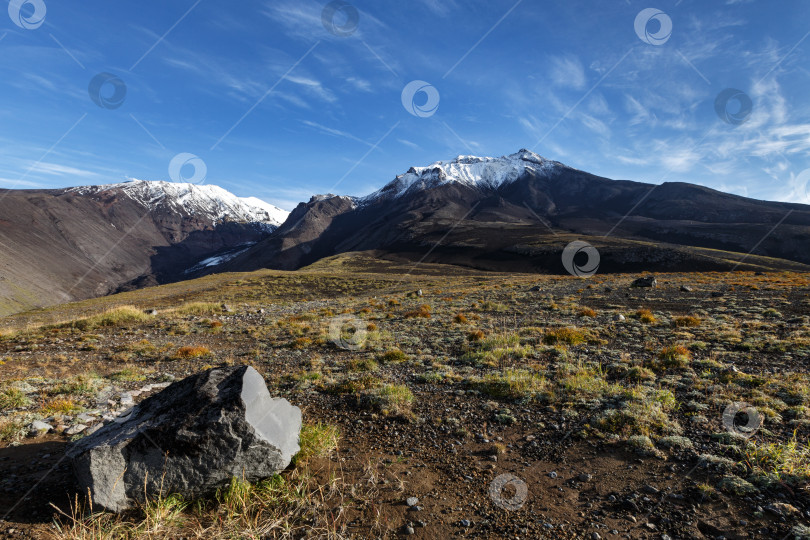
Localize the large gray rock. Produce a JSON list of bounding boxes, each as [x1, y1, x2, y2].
[[68, 366, 301, 512], [630, 276, 657, 288]]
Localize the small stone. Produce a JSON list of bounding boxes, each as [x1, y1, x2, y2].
[[406, 497, 419, 507], [65, 424, 87, 436], [459, 519, 472, 528], [765, 502, 799, 516], [549, 471, 558, 479], [680, 285, 692, 292], [578, 473, 592, 482], [405, 525, 415, 535], [28, 420, 52, 436], [613, 314, 626, 322], [592, 533, 601, 540], [645, 522, 657, 531]]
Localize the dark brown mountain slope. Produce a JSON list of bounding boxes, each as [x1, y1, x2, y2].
[[215, 150, 810, 276], [0, 180, 286, 316]]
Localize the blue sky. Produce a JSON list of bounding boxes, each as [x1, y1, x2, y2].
[[1, 0, 809, 210]]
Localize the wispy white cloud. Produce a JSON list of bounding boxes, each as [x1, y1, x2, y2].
[[549, 55, 586, 89], [301, 120, 372, 146], [0, 177, 46, 188], [29, 162, 101, 178], [345, 77, 372, 92], [284, 75, 337, 102], [398, 138, 421, 150], [416, 0, 459, 16]]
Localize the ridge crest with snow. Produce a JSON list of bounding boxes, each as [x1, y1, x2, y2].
[[363, 149, 565, 202], [67, 179, 289, 227]]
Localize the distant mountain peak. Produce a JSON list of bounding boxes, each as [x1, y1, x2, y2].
[[365, 149, 565, 202], [67, 179, 289, 227]]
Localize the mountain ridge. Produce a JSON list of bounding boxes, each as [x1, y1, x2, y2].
[[0, 180, 289, 316], [210, 149, 810, 277]]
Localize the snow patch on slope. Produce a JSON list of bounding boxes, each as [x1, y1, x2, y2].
[[364, 149, 563, 202], [184, 243, 255, 274], [68, 179, 289, 227]]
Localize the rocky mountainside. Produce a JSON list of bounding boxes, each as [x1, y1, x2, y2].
[[213, 150, 810, 275], [0, 180, 288, 316]]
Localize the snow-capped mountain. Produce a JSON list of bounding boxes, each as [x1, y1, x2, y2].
[[365, 149, 565, 202], [69, 179, 289, 228], [214, 149, 810, 277], [0, 180, 289, 316]]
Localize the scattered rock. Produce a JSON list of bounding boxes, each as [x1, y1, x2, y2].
[[631, 276, 657, 288], [613, 314, 626, 322], [577, 473, 592, 482], [65, 424, 87, 436], [717, 475, 758, 496], [119, 392, 135, 408], [711, 291, 724, 298], [406, 497, 419, 507], [765, 502, 799, 517], [679, 285, 692, 292], [28, 420, 52, 436], [76, 413, 98, 423], [68, 366, 302, 512]]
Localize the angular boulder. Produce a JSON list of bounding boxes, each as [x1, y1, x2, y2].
[[631, 276, 657, 288], [68, 366, 301, 512]]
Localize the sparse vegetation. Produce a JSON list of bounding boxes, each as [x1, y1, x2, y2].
[[171, 346, 212, 360], [0, 386, 30, 410], [635, 309, 656, 324], [543, 327, 587, 346], [0, 269, 808, 538], [293, 422, 340, 466], [58, 306, 152, 331]]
